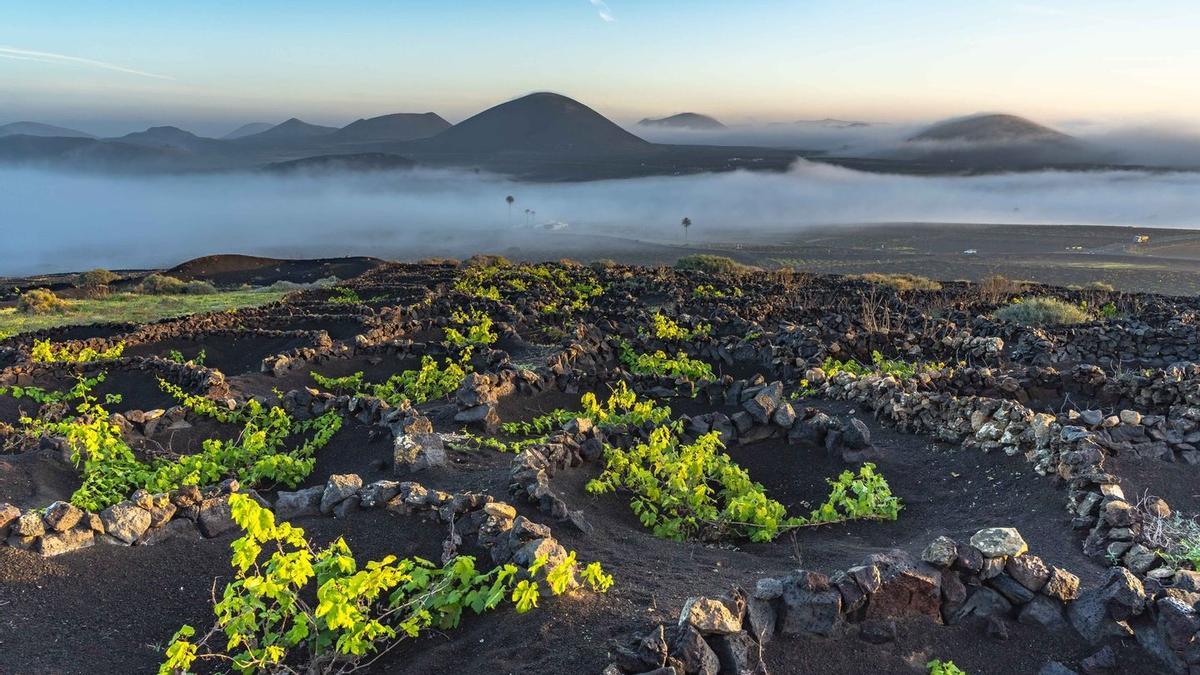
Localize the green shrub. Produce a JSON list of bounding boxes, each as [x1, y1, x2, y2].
[[928, 659, 967, 675], [77, 269, 120, 297], [617, 339, 715, 381], [77, 268, 119, 289], [31, 339, 124, 363], [140, 274, 186, 294], [161, 494, 612, 673], [674, 255, 751, 274], [18, 289, 69, 314], [500, 381, 672, 436], [25, 378, 343, 511], [444, 309, 498, 349], [329, 286, 362, 304], [993, 297, 1089, 326], [312, 356, 469, 406], [183, 280, 217, 295], [139, 274, 216, 295], [643, 312, 712, 341], [851, 273, 942, 291], [586, 424, 902, 542]]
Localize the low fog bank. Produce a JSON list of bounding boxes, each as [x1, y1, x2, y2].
[[636, 121, 1200, 168], [632, 123, 918, 155], [4, 162, 1200, 276]]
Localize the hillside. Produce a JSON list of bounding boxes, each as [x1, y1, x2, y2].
[[329, 112, 451, 142], [420, 92, 650, 154], [0, 121, 94, 138], [236, 118, 338, 143], [166, 253, 384, 285], [262, 152, 415, 173], [115, 126, 214, 152], [0, 135, 182, 166], [221, 122, 273, 140], [910, 113, 1071, 143], [637, 112, 726, 130]]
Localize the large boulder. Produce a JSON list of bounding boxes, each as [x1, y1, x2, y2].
[[275, 486, 324, 519], [678, 596, 743, 636], [197, 496, 237, 538], [948, 586, 1013, 625], [779, 571, 842, 636], [100, 502, 152, 544], [1068, 568, 1146, 644], [669, 625, 720, 675], [13, 511, 45, 538], [358, 480, 402, 508], [922, 536, 959, 568], [1006, 554, 1051, 592], [0, 503, 20, 538], [842, 417, 872, 450], [708, 630, 768, 675], [1043, 567, 1081, 602], [1018, 595, 1069, 631], [393, 433, 447, 474], [38, 526, 94, 556], [862, 551, 942, 623], [970, 527, 1028, 557], [320, 474, 363, 514], [42, 501, 83, 532]]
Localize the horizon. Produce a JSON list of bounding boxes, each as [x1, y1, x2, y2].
[[5, 1, 1200, 137]]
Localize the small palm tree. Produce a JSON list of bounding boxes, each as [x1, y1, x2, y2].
[[681, 217, 692, 243], [506, 195, 514, 224]]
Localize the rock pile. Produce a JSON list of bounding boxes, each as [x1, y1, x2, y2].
[[608, 527, 1200, 674]]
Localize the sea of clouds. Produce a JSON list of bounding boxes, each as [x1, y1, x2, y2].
[[3, 160, 1200, 275]]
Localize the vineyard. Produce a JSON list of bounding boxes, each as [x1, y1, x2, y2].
[[2, 257, 1198, 673]]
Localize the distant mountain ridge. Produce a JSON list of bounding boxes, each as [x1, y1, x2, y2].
[[329, 112, 451, 143], [0, 121, 94, 138], [222, 122, 273, 139], [638, 113, 726, 130], [11, 95, 1149, 178], [236, 118, 339, 143], [115, 126, 214, 152]]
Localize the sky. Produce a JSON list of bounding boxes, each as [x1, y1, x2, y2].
[[2, 0, 1198, 137]]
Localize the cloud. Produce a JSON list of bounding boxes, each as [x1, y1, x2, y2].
[[5, 163, 1200, 275], [588, 0, 616, 22], [0, 46, 174, 80]]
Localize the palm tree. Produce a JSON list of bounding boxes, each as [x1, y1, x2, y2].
[[681, 217, 692, 243], [505, 195, 514, 224]]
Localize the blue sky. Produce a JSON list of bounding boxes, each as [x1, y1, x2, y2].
[[2, 0, 1197, 136]]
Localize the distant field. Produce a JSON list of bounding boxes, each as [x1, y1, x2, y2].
[[0, 289, 289, 338]]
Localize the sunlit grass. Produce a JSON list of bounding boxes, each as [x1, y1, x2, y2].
[[0, 289, 290, 338]]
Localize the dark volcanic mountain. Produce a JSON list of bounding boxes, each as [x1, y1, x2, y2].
[[910, 114, 1071, 143], [638, 113, 726, 130], [262, 152, 415, 173], [421, 92, 649, 154], [330, 113, 451, 143], [820, 112, 1111, 173], [236, 118, 338, 143], [222, 122, 274, 139], [0, 121, 94, 138], [116, 126, 214, 152]]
